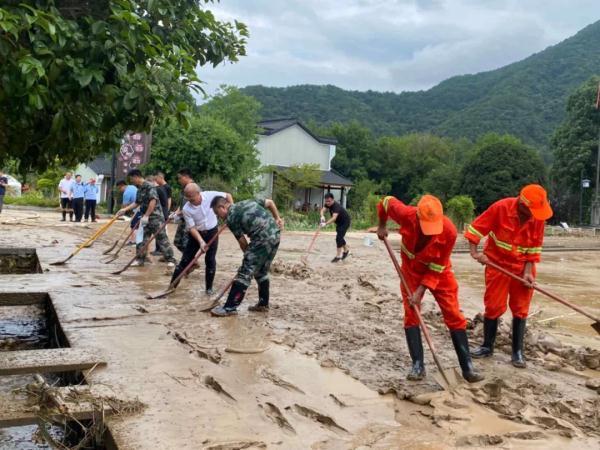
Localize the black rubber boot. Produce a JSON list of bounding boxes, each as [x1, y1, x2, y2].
[[224, 281, 247, 310], [450, 330, 485, 383], [249, 279, 270, 312], [511, 317, 527, 368], [470, 317, 498, 358], [205, 269, 216, 292], [405, 327, 426, 380]]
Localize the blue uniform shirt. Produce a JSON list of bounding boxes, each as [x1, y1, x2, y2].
[[123, 185, 137, 205], [71, 181, 85, 199], [84, 184, 98, 201]]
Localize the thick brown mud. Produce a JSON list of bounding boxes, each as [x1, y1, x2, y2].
[[0, 209, 599, 448]]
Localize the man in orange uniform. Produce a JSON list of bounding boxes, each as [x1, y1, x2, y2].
[[465, 184, 553, 368], [377, 194, 483, 383]]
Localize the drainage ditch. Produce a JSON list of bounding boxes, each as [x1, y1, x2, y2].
[[0, 248, 42, 274], [0, 292, 116, 449]]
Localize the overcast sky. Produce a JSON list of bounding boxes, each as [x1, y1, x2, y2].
[[197, 0, 599, 95]]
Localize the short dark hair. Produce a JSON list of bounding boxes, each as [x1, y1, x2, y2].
[[210, 195, 227, 209], [128, 169, 143, 178], [75, 174, 81, 178], [116, 179, 127, 187], [324, 193, 334, 200], [177, 168, 193, 178], [155, 171, 165, 178]]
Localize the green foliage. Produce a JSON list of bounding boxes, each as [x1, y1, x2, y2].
[[459, 134, 547, 211], [550, 76, 600, 222], [0, 1, 248, 175], [346, 178, 388, 211], [145, 114, 260, 199], [361, 193, 380, 227], [35, 165, 69, 196], [271, 164, 320, 210], [445, 195, 475, 231], [372, 133, 465, 202], [201, 86, 261, 143], [242, 20, 600, 154], [4, 190, 58, 207]]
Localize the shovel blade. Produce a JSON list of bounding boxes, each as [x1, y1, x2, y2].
[[146, 289, 174, 300], [591, 321, 600, 335], [102, 240, 119, 255], [50, 255, 73, 266], [433, 367, 461, 391]]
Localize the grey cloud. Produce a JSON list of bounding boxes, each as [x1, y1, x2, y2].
[[197, 0, 599, 94]]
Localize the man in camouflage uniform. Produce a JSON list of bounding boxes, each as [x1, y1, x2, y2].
[[173, 168, 194, 252], [209, 196, 284, 316], [117, 169, 177, 267]]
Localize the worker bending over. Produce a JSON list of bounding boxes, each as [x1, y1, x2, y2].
[[466, 184, 553, 368], [210, 197, 284, 316], [377, 194, 483, 383]]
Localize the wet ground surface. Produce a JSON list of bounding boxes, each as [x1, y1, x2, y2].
[[0, 209, 599, 449]]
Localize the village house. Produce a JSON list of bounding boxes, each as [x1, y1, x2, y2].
[[256, 118, 353, 208]]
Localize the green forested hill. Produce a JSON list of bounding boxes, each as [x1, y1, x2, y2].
[[242, 20, 600, 154]]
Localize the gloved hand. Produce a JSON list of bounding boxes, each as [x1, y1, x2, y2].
[[140, 216, 149, 226], [116, 208, 127, 217]]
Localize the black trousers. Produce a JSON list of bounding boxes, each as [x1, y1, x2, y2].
[[171, 226, 219, 291], [336, 222, 350, 248], [84, 200, 97, 221], [61, 197, 73, 220], [72, 198, 84, 222]]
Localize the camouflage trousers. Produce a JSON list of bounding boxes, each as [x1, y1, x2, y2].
[[137, 218, 175, 262], [174, 220, 189, 253], [236, 234, 280, 287]]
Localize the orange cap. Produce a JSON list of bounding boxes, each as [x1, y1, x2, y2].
[[519, 184, 553, 220], [417, 195, 444, 235]]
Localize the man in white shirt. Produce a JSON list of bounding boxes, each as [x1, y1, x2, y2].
[[170, 183, 233, 295], [58, 172, 74, 222]]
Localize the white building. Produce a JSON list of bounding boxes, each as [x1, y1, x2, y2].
[[257, 118, 353, 208]]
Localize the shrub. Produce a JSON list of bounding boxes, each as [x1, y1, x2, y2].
[[4, 191, 58, 208], [446, 195, 475, 231]]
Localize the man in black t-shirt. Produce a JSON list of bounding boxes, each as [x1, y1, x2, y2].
[[320, 193, 351, 262]]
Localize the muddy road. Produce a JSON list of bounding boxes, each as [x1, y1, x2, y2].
[[0, 209, 598, 449]]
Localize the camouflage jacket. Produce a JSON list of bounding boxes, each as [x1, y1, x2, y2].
[[135, 181, 163, 219], [227, 199, 280, 242]]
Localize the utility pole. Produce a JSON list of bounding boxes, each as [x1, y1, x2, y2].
[[592, 83, 600, 226], [108, 144, 116, 215]]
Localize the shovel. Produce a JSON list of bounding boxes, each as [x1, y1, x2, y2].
[[485, 260, 600, 335], [50, 216, 118, 265], [112, 215, 175, 275], [300, 226, 321, 265], [103, 219, 131, 255], [146, 225, 228, 299], [103, 221, 141, 263], [382, 237, 455, 390]]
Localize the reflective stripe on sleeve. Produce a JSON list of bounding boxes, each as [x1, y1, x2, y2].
[[382, 196, 394, 213], [467, 224, 484, 239]]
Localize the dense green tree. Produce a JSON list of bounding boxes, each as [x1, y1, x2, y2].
[[202, 85, 261, 143], [145, 115, 259, 198], [550, 76, 600, 223], [0, 1, 248, 176], [270, 164, 320, 210], [373, 133, 463, 202], [326, 121, 376, 181], [459, 134, 546, 211]]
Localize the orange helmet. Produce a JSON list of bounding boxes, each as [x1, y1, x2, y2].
[[417, 195, 444, 235], [519, 184, 553, 220]]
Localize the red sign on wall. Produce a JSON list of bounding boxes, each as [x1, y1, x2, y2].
[[116, 132, 152, 177]]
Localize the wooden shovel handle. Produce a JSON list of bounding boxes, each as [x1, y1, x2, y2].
[[382, 237, 451, 387]]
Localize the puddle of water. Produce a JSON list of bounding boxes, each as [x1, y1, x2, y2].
[[0, 305, 50, 351]]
